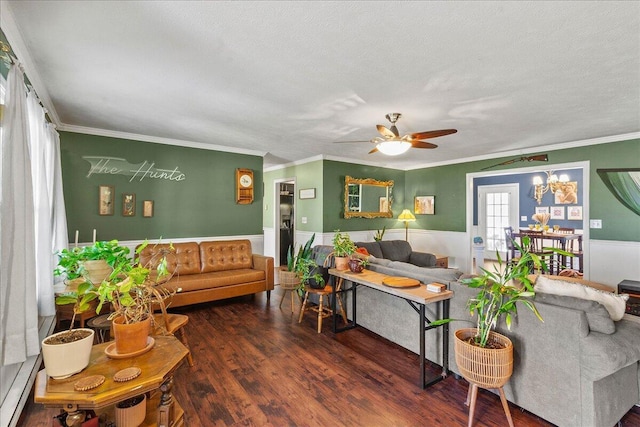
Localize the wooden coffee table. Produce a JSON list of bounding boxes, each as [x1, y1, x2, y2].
[[329, 268, 453, 389]]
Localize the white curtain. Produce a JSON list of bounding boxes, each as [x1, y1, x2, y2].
[[0, 63, 67, 366]]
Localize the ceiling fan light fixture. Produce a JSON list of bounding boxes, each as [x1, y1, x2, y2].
[[376, 140, 411, 156]]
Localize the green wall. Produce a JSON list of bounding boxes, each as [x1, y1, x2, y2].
[[60, 132, 264, 241], [405, 138, 640, 241], [322, 161, 405, 233], [263, 160, 324, 232]]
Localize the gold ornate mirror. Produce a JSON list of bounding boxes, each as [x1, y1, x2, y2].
[[344, 176, 394, 218]]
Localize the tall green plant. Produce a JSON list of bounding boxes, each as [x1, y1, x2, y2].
[[286, 233, 315, 272], [437, 236, 570, 348]]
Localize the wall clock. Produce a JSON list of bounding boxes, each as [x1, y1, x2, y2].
[[236, 168, 254, 204]]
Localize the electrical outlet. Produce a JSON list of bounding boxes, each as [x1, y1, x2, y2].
[[590, 219, 602, 229]]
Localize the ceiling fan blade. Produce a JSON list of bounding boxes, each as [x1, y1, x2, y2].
[[411, 141, 438, 149], [410, 129, 457, 140], [376, 125, 396, 138], [368, 147, 379, 154]]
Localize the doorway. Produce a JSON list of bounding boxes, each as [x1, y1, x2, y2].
[[277, 181, 295, 266], [478, 184, 519, 260]]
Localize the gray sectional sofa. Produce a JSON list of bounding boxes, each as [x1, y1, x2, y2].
[[310, 241, 640, 427]]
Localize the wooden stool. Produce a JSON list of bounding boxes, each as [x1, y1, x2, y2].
[[297, 284, 347, 333]]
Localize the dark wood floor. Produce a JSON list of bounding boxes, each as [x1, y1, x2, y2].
[[19, 288, 640, 426]]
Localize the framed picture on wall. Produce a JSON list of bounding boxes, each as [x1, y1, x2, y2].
[[143, 200, 154, 218], [122, 193, 136, 216], [415, 196, 435, 215], [568, 206, 583, 220], [535, 206, 550, 215], [98, 185, 115, 216], [550, 206, 565, 220]]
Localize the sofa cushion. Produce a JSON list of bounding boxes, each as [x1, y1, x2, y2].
[[535, 293, 615, 334], [534, 275, 628, 321], [354, 241, 383, 259], [580, 319, 640, 381], [163, 268, 266, 293], [137, 242, 201, 276], [200, 240, 253, 272], [378, 240, 412, 262]]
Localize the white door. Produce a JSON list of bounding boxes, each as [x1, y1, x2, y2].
[[478, 184, 519, 260]]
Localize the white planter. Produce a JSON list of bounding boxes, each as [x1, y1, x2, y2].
[[115, 394, 146, 427], [42, 328, 94, 379]]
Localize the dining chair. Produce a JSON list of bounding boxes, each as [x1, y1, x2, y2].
[[153, 299, 194, 367], [503, 227, 519, 264]]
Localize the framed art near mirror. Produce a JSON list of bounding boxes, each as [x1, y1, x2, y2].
[[344, 176, 394, 218]]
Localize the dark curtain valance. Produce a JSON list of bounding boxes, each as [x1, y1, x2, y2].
[[597, 168, 640, 216]]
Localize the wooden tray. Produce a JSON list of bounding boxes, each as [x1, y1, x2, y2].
[[382, 277, 421, 288]]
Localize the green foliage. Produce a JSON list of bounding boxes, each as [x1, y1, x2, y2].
[[373, 226, 386, 242], [54, 240, 131, 280], [286, 233, 315, 272], [55, 240, 175, 326], [435, 236, 571, 348], [332, 230, 356, 257]]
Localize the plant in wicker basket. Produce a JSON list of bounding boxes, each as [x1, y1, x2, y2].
[[435, 236, 567, 426]]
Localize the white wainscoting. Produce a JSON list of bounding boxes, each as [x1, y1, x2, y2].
[[589, 239, 640, 290]]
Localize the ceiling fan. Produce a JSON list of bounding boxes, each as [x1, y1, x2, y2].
[[335, 113, 457, 155]]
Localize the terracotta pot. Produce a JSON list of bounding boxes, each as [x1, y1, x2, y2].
[[454, 328, 513, 389], [334, 256, 350, 271], [81, 260, 113, 285], [41, 328, 94, 379], [348, 258, 364, 273], [115, 394, 146, 427], [112, 316, 151, 355]]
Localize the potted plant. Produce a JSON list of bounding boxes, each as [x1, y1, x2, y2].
[[373, 226, 386, 242], [438, 236, 567, 426], [332, 230, 356, 270], [54, 240, 131, 286], [280, 234, 316, 291]]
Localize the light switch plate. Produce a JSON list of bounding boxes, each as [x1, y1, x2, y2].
[[521, 216, 528, 221], [590, 219, 602, 229], [301, 217, 307, 224]]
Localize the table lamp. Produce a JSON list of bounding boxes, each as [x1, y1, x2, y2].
[[398, 209, 416, 241]]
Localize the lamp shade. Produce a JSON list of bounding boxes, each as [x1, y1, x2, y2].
[[398, 209, 416, 222], [376, 140, 411, 156]]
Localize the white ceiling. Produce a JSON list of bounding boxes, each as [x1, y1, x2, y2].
[[3, 1, 639, 170]]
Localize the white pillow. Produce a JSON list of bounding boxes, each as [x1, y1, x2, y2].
[[534, 275, 629, 321]]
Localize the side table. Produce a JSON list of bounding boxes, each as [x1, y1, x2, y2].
[[86, 314, 112, 343], [35, 335, 188, 426]]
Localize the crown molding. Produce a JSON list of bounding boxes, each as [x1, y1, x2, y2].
[[404, 132, 640, 171], [58, 124, 268, 157]]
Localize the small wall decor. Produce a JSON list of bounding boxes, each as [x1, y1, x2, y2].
[[143, 200, 154, 218], [299, 188, 316, 199], [554, 181, 578, 204], [235, 168, 254, 204], [122, 193, 136, 216], [534, 206, 550, 215], [568, 206, 583, 220], [550, 206, 565, 220], [98, 185, 115, 216], [415, 195, 435, 215]]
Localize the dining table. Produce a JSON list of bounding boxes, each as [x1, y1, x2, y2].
[[514, 230, 583, 274]]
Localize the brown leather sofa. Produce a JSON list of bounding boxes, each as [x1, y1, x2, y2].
[[137, 239, 274, 308]]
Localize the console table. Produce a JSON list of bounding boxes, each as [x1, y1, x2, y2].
[[329, 268, 453, 389], [35, 335, 188, 426]]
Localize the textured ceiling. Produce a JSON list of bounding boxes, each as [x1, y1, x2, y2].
[[3, 1, 639, 170]]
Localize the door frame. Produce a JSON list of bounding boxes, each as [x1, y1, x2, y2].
[[477, 183, 520, 260], [273, 177, 296, 268], [466, 160, 590, 276]]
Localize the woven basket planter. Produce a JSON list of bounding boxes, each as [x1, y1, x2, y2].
[[454, 328, 513, 389], [279, 269, 301, 290]]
